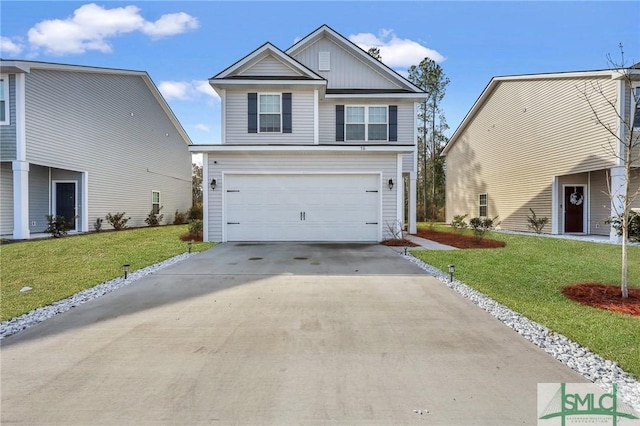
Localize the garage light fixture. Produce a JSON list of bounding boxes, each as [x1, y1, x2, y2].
[[210, 179, 217, 191], [388, 179, 394, 190]]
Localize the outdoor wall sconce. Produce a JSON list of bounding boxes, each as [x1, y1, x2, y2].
[[123, 263, 130, 279], [448, 264, 455, 282], [388, 178, 394, 190], [210, 179, 217, 191]]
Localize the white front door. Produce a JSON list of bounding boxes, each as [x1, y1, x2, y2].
[[225, 174, 380, 242]]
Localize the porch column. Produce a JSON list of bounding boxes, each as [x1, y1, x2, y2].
[[12, 160, 30, 239], [409, 171, 417, 234], [609, 166, 626, 243]]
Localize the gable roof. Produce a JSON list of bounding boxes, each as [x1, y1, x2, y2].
[[212, 42, 325, 81], [0, 59, 192, 145], [442, 67, 640, 155], [286, 24, 425, 95]]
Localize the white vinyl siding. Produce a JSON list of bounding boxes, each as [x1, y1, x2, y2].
[[24, 69, 191, 229], [225, 90, 314, 144], [291, 37, 402, 90], [206, 152, 399, 242], [237, 55, 303, 77], [446, 76, 619, 232]]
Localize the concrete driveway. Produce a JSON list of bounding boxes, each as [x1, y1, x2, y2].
[[1, 243, 585, 425]]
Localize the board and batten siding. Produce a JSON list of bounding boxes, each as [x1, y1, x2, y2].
[[24, 69, 191, 228], [0, 162, 13, 234], [0, 74, 17, 161], [206, 152, 399, 242], [238, 55, 303, 77], [225, 90, 314, 144], [446, 76, 619, 232], [291, 37, 401, 90], [318, 100, 414, 145]]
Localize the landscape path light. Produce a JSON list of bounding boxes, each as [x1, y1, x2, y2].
[[123, 263, 130, 279], [448, 264, 455, 283]]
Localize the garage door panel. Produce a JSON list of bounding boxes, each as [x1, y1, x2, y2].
[[225, 174, 380, 242]]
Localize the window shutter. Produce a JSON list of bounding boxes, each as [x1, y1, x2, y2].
[[336, 105, 344, 141], [389, 105, 397, 142], [282, 93, 292, 133], [248, 93, 257, 133]]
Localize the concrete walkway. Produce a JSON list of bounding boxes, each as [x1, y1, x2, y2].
[[406, 234, 457, 250], [1, 243, 584, 425]]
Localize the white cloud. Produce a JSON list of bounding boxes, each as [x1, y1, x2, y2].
[[158, 80, 220, 101], [27, 3, 198, 55], [349, 29, 445, 67], [0, 37, 23, 55], [195, 124, 210, 131]]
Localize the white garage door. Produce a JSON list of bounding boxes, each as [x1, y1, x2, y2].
[[225, 174, 380, 242]]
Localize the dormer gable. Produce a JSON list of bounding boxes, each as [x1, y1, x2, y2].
[[286, 25, 424, 95]]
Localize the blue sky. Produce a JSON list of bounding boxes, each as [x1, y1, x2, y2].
[[2, 1, 639, 145]]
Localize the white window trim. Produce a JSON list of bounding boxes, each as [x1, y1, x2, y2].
[[345, 105, 388, 142], [479, 193, 488, 217], [0, 74, 9, 126], [258, 92, 282, 133], [632, 83, 640, 130], [152, 190, 161, 214]]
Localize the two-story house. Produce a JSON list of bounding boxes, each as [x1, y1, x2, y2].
[[190, 25, 427, 242], [442, 68, 640, 241], [0, 60, 193, 239]]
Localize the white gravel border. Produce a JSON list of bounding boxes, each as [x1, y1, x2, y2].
[[0, 253, 194, 340], [403, 253, 640, 413]]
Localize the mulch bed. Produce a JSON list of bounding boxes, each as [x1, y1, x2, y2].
[[381, 239, 419, 247], [562, 283, 640, 316], [414, 229, 506, 249]]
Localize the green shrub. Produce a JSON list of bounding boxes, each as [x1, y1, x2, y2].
[[173, 210, 187, 225], [180, 219, 203, 242], [105, 212, 130, 230], [45, 215, 73, 238], [607, 211, 640, 242], [469, 216, 499, 241], [526, 208, 549, 234], [145, 206, 164, 227], [451, 214, 468, 233], [188, 203, 203, 220], [93, 217, 103, 232]]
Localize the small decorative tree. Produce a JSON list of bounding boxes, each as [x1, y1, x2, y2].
[[145, 206, 164, 227], [526, 208, 549, 234], [45, 215, 73, 238]]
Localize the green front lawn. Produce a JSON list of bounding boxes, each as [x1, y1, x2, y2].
[[1, 225, 214, 321], [411, 225, 640, 378]]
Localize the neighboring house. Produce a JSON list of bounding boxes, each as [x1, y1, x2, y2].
[[0, 60, 193, 239], [442, 67, 640, 241], [189, 25, 427, 242]]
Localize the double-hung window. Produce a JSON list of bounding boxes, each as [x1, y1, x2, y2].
[[0, 75, 8, 125], [152, 191, 161, 215], [479, 193, 488, 217], [259, 94, 281, 133], [342, 105, 391, 141]]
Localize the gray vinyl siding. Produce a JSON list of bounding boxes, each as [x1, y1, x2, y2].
[[206, 152, 398, 242], [446, 76, 619, 232], [0, 162, 13, 234], [28, 164, 50, 232], [238, 56, 302, 77], [1, 74, 17, 161], [225, 90, 314, 144], [24, 69, 191, 229], [291, 37, 401, 90], [402, 152, 415, 172], [319, 100, 414, 144]]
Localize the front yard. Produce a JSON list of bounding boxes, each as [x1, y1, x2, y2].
[[411, 225, 640, 378], [1, 225, 214, 321]]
